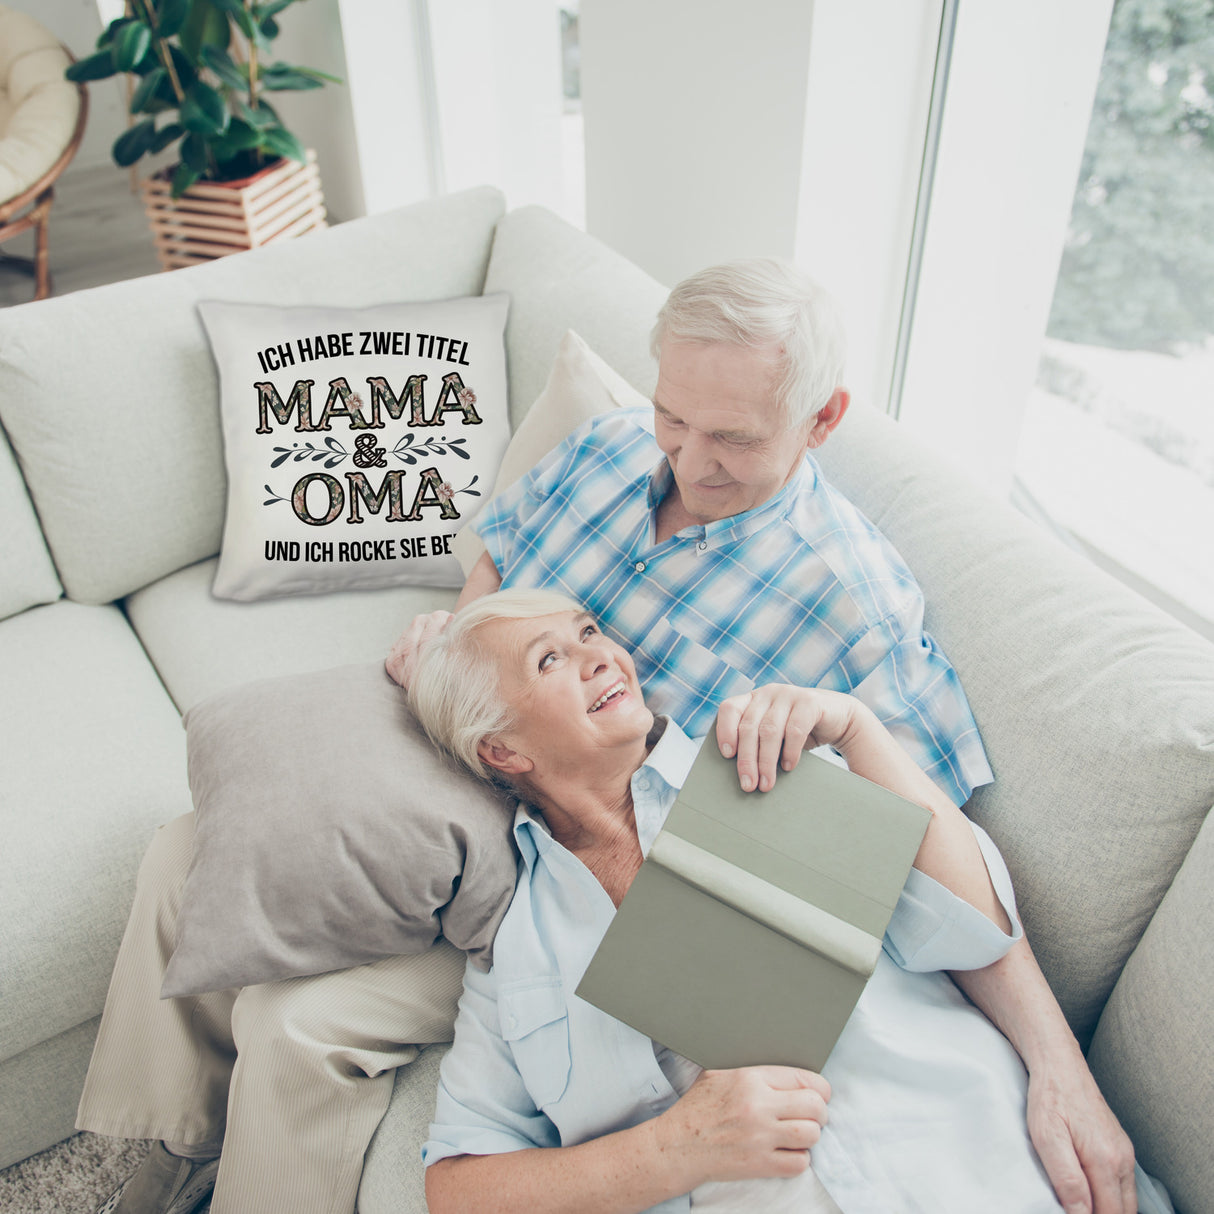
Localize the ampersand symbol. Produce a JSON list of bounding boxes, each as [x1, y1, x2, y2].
[[352, 434, 387, 468]]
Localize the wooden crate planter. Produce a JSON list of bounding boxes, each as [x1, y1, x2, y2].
[[140, 150, 327, 271]]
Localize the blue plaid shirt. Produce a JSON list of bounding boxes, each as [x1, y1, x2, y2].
[[474, 407, 992, 805]]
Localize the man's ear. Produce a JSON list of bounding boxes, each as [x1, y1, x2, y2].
[[805, 388, 850, 450], [477, 738, 533, 777]]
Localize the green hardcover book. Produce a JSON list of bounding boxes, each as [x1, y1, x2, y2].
[[575, 743, 932, 1072]]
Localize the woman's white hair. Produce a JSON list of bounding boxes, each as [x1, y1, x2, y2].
[[407, 588, 586, 781], [650, 258, 847, 430]]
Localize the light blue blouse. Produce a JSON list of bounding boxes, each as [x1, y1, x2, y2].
[[424, 721, 1066, 1212]]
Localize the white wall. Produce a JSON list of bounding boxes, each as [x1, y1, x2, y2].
[[333, 0, 435, 216], [579, 0, 818, 288], [795, 0, 941, 414], [574, 0, 941, 417], [429, 0, 565, 213]]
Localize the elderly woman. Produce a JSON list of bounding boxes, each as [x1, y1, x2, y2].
[[408, 588, 1084, 1214]]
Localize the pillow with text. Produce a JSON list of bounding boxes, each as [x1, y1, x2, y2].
[[199, 294, 510, 601]]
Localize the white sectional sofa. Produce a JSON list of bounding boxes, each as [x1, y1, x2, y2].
[[0, 186, 1210, 1213]]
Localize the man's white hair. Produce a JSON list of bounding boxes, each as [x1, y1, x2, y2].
[[650, 258, 847, 429], [408, 588, 586, 781]]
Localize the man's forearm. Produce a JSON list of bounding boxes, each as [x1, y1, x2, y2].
[[455, 548, 503, 609]]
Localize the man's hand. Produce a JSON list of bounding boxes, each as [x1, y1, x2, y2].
[[1026, 1061, 1137, 1214], [653, 1066, 830, 1186], [385, 610, 453, 689], [715, 684, 859, 792]]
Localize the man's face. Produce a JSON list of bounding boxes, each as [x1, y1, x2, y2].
[[652, 340, 816, 524], [477, 610, 653, 778]]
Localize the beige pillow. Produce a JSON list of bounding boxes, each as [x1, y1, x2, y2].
[[162, 662, 519, 997], [451, 329, 650, 575]]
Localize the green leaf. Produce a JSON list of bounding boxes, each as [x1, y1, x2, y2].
[[260, 125, 305, 163], [180, 0, 231, 62], [129, 66, 166, 113], [155, 0, 192, 40], [260, 62, 323, 91], [112, 20, 152, 72], [200, 44, 249, 90], [259, 15, 279, 40], [167, 44, 198, 91], [180, 131, 210, 172], [254, 0, 297, 19], [171, 162, 201, 197], [181, 80, 230, 135], [221, 118, 263, 150], [209, 0, 257, 38], [209, 118, 265, 163], [150, 122, 185, 153], [112, 119, 157, 167], [96, 17, 129, 50], [294, 65, 343, 85], [66, 50, 119, 83], [234, 96, 278, 129]]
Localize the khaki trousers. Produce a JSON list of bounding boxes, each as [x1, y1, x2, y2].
[[76, 814, 466, 1214]]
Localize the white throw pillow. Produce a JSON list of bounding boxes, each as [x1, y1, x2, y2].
[[199, 295, 510, 601], [451, 328, 651, 575]]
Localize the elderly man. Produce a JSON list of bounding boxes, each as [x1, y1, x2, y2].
[[389, 260, 1136, 1213]]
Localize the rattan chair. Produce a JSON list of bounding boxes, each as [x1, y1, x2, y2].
[[0, 6, 87, 302]]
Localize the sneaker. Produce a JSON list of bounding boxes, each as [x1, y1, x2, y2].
[[96, 1142, 220, 1214]]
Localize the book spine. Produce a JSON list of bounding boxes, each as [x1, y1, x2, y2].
[[648, 832, 882, 977]]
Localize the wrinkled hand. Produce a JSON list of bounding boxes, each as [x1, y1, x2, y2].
[[655, 1066, 830, 1185], [1027, 1063, 1136, 1214], [715, 684, 859, 792], [385, 610, 453, 689]]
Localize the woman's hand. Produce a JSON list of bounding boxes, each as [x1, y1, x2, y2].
[[654, 1066, 830, 1185], [716, 685, 861, 792], [385, 610, 453, 688]]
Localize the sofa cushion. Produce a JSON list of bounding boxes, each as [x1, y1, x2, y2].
[[483, 205, 667, 428], [0, 600, 191, 1063], [163, 663, 517, 997], [198, 293, 510, 601], [0, 422, 60, 620], [0, 186, 506, 606], [1088, 804, 1214, 1214], [359, 1042, 448, 1214], [124, 557, 455, 714], [813, 402, 1214, 1045]]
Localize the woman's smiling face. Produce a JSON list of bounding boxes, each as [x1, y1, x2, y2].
[[475, 610, 653, 776]]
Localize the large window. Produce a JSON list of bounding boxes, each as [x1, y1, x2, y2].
[[1013, 0, 1214, 636]]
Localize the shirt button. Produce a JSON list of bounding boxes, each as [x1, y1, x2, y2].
[[634, 561, 646, 573], [697, 541, 708, 551]]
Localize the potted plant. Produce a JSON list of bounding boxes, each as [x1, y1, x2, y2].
[[66, 0, 340, 268]]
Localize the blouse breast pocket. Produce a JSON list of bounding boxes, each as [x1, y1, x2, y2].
[[498, 978, 572, 1110]]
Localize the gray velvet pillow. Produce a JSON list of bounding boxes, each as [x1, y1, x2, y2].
[[162, 662, 518, 998]]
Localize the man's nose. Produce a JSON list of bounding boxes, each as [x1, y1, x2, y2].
[[677, 431, 719, 481]]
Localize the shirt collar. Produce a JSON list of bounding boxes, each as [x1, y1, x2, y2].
[[645, 456, 817, 547], [512, 716, 703, 869]]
